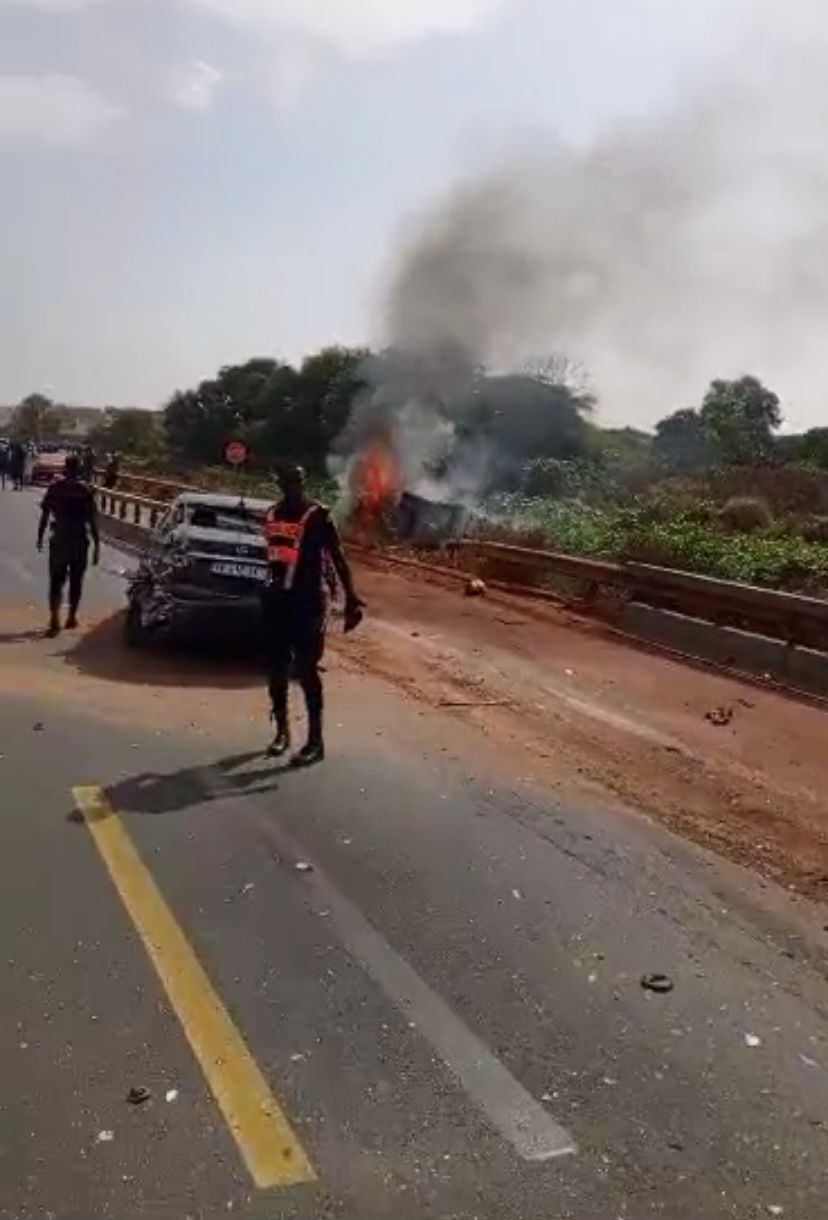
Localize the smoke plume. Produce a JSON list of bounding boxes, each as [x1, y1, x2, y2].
[[383, 1, 828, 431]]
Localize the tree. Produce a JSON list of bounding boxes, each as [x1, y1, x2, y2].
[[10, 393, 63, 442], [699, 376, 782, 466], [521, 353, 595, 405], [89, 408, 163, 458], [291, 346, 369, 471], [653, 408, 711, 473], [778, 427, 828, 470], [163, 349, 369, 472]]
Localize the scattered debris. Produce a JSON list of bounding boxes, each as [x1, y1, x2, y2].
[[32, 723, 44, 733], [127, 1086, 151, 1106], [737, 698, 756, 710], [705, 706, 733, 727], [511, 888, 523, 900], [799, 1053, 820, 1069], [96, 1130, 115, 1144], [464, 578, 487, 598], [667, 1139, 684, 1152], [165, 1089, 179, 1104], [564, 669, 575, 678], [766, 1207, 784, 1217], [294, 862, 313, 874], [289, 1053, 305, 1063], [640, 973, 675, 995], [240, 882, 255, 895], [744, 1033, 762, 1048]]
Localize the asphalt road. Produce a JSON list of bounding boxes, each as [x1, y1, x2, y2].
[[2, 486, 828, 1220]]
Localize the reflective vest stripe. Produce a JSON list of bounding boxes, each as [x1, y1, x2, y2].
[[264, 505, 317, 590]]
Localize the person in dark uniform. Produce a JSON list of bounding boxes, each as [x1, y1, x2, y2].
[[80, 445, 96, 483], [37, 454, 100, 637], [9, 441, 26, 491], [103, 451, 120, 489], [262, 464, 364, 766]]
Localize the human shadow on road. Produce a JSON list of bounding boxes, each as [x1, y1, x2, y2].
[[103, 750, 290, 817], [62, 612, 263, 691]]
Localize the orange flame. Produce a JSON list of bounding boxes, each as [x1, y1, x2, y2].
[[349, 440, 402, 534]]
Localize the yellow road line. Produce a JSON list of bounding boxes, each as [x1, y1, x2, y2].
[[72, 785, 316, 1190]]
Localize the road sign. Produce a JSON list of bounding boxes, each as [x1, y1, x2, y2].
[[224, 440, 248, 467]]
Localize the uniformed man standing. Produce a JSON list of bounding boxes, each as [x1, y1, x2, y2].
[[262, 464, 364, 766], [37, 454, 100, 637]]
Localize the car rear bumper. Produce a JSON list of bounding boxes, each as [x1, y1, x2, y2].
[[132, 583, 265, 642]]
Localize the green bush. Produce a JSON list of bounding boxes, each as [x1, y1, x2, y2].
[[718, 495, 774, 533], [482, 495, 828, 592]]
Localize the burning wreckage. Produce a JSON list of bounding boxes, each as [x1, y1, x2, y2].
[[344, 440, 470, 547]]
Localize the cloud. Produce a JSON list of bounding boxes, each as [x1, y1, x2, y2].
[[169, 59, 223, 112], [0, 0, 104, 9], [187, 0, 512, 57], [0, 73, 124, 144]]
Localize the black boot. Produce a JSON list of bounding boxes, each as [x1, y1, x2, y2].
[[267, 726, 291, 758], [290, 737, 325, 768]]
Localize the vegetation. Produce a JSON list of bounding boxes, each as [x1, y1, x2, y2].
[[9, 357, 827, 593]]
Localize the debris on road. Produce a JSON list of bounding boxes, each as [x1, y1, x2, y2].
[[127, 1086, 151, 1106], [465, 578, 487, 598], [294, 861, 313, 873], [640, 973, 675, 995], [744, 1033, 762, 1048], [705, 706, 733, 727], [165, 1089, 179, 1104], [240, 882, 255, 895], [32, 722, 44, 732], [96, 1130, 114, 1144]]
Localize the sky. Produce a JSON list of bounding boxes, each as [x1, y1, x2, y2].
[[0, 0, 825, 430]]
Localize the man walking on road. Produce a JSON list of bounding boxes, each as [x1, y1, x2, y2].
[[37, 454, 100, 637], [262, 464, 364, 766], [8, 441, 26, 491]]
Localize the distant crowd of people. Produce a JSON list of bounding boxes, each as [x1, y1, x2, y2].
[[0, 441, 120, 491]]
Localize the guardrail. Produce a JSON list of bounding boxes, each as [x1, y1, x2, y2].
[[449, 539, 828, 652], [92, 477, 828, 694]]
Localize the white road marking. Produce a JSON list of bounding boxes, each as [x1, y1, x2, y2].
[[207, 771, 576, 1162]]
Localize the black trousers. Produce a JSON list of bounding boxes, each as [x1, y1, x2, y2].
[[262, 593, 325, 738], [49, 541, 89, 613]]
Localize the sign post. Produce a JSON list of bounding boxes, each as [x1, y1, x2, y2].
[[224, 439, 248, 467]]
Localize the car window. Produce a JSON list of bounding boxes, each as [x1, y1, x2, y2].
[[186, 505, 264, 535]]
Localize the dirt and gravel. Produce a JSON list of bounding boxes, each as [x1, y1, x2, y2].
[[2, 540, 826, 906], [336, 553, 828, 902]]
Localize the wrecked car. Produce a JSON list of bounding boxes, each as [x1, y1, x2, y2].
[[124, 492, 271, 645]]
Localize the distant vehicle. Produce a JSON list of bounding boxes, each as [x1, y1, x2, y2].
[[124, 492, 271, 645], [30, 446, 70, 486]]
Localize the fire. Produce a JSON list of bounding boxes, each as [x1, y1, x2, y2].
[[349, 439, 402, 535]]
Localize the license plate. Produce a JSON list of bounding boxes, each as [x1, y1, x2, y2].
[[210, 561, 267, 582]]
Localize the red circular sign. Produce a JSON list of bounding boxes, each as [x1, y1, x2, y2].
[[224, 440, 248, 466]]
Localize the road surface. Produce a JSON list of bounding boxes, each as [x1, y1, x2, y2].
[[1, 486, 827, 1220]]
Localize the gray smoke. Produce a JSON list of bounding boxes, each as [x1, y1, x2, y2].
[[383, 1, 828, 431]]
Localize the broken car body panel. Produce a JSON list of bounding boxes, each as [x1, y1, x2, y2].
[[126, 492, 271, 642]]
